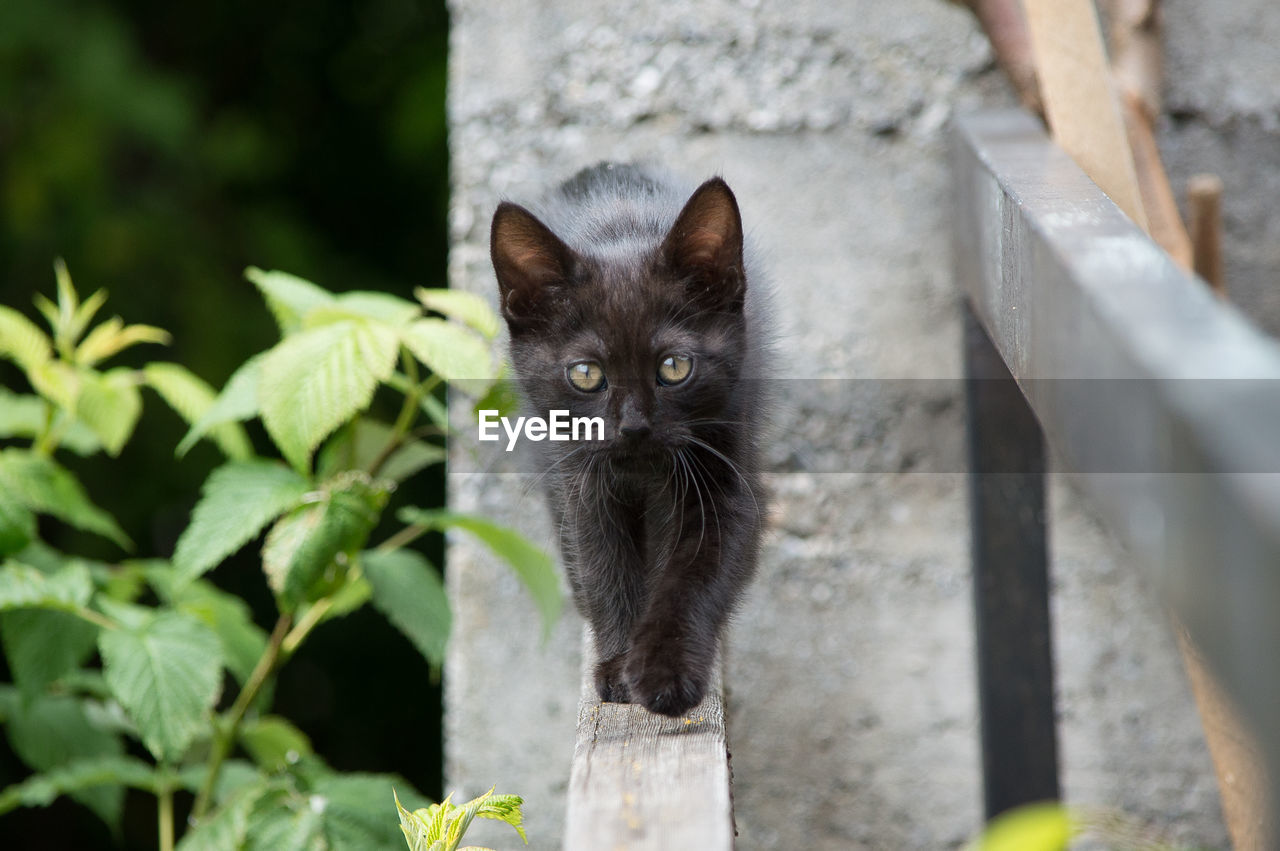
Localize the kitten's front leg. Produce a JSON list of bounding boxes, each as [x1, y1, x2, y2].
[[570, 492, 648, 705], [624, 481, 760, 717]]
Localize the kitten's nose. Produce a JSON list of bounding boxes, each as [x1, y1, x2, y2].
[[619, 422, 651, 440], [618, 396, 650, 440]]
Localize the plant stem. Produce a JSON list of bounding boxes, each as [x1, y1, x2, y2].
[[375, 522, 429, 554], [158, 784, 174, 851], [191, 612, 292, 822], [281, 597, 334, 658], [74, 605, 118, 631], [368, 352, 423, 478]]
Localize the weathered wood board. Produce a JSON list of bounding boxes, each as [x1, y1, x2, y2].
[[564, 630, 734, 850]]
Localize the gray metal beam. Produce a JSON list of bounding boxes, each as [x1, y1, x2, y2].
[[953, 109, 1280, 819]]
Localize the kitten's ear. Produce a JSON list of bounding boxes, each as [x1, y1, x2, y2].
[[660, 177, 745, 311], [491, 202, 576, 331]]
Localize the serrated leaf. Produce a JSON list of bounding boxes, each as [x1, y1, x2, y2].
[[399, 509, 560, 638], [99, 611, 224, 762], [4, 694, 127, 830], [144, 362, 253, 460], [262, 476, 388, 609], [76, 367, 142, 456], [172, 460, 310, 583], [304, 291, 422, 329], [362, 549, 450, 669], [399, 319, 494, 384], [414, 288, 500, 339], [247, 267, 336, 336], [0, 388, 100, 455], [239, 716, 312, 771], [153, 573, 268, 688], [259, 320, 400, 472], [0, 305, 52, 372], [0, 449, 130, 548], [0, 755, 157, 817], [177, 352, 267, 458]]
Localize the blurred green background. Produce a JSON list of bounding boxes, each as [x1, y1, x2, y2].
[[0, 0, 450, 845]]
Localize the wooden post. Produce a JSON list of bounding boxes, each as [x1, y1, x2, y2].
[[1188, 174, 1226, 296], [963, 303, 1060, 818]]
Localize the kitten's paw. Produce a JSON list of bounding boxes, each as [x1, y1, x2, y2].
[[594, 654, 633, 704], [624, 647, 706, 717]]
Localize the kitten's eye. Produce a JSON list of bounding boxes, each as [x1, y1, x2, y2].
[[567, 360, 606, 392], [657, 354, 693, 386]]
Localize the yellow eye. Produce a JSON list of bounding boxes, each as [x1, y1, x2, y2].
[[567, 361, 606, 392], [657, 354, 693, 386]]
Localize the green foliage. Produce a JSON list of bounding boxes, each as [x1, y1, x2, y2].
[[396, 787, 528, 851], [969, 802, 1209, 851], [0, 264, 550, 847]]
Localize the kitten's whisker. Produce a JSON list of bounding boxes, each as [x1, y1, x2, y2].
[[684, 435, 763, 523]]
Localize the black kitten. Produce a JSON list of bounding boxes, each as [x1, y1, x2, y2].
[[490, 163, 769, 717]]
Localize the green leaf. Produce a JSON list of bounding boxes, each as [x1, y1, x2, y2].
[[172, 460, 310, 583], [471, 376, 520, 424], [399, 509, 561, 638], [75, 317, 171, 366], [0, 449, 130, 548], [246, 267, 336, 336], [382, 441, 447, 483], [0, 488, 37, 556], [0, 304, 53, 372], [259, 320, 400, 472], [1, 609, 99, 694], [144, 362, 253, 460], [304, 291, 422, 329], [977, 802, 1074, 851], [414, 288, 500, 339], [316, 420, 445, 482], [0, 560, 93, 611], [3, 694, 127, 830], [29, 359, 82, 412], [74, 367, 143, 456], [176, 782, 263, 851], [68, 288, 109, 345], [314, 773, 429, 851], [177, 351, 267, 457], [362, 549, 450, 670], [239, 716, 312, 771], [262, 475, 388, 609], [0, 388, 99, 456], [399, 318, 494, 383], [0, 755, 157, 817], [98, 611, 224, 762], [151, 572, 269, 688], [243, 788, 326, 851]]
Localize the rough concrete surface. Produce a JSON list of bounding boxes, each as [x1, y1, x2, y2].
[[446, 1, 1271, 847]]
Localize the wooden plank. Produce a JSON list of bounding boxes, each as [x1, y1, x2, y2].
[[1022, 0, 1149, 230], [964, 303, 1060, 818], [952, 107, 1280, 826], [564, 630, 733, 850]]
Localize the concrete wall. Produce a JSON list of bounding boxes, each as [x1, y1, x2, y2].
[[445, 1, 1272, 847]]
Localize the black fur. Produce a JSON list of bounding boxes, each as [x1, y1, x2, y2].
[[491, 163, 770, 717]]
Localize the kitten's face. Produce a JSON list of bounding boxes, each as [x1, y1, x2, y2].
[[491, 178, 747, 466]]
